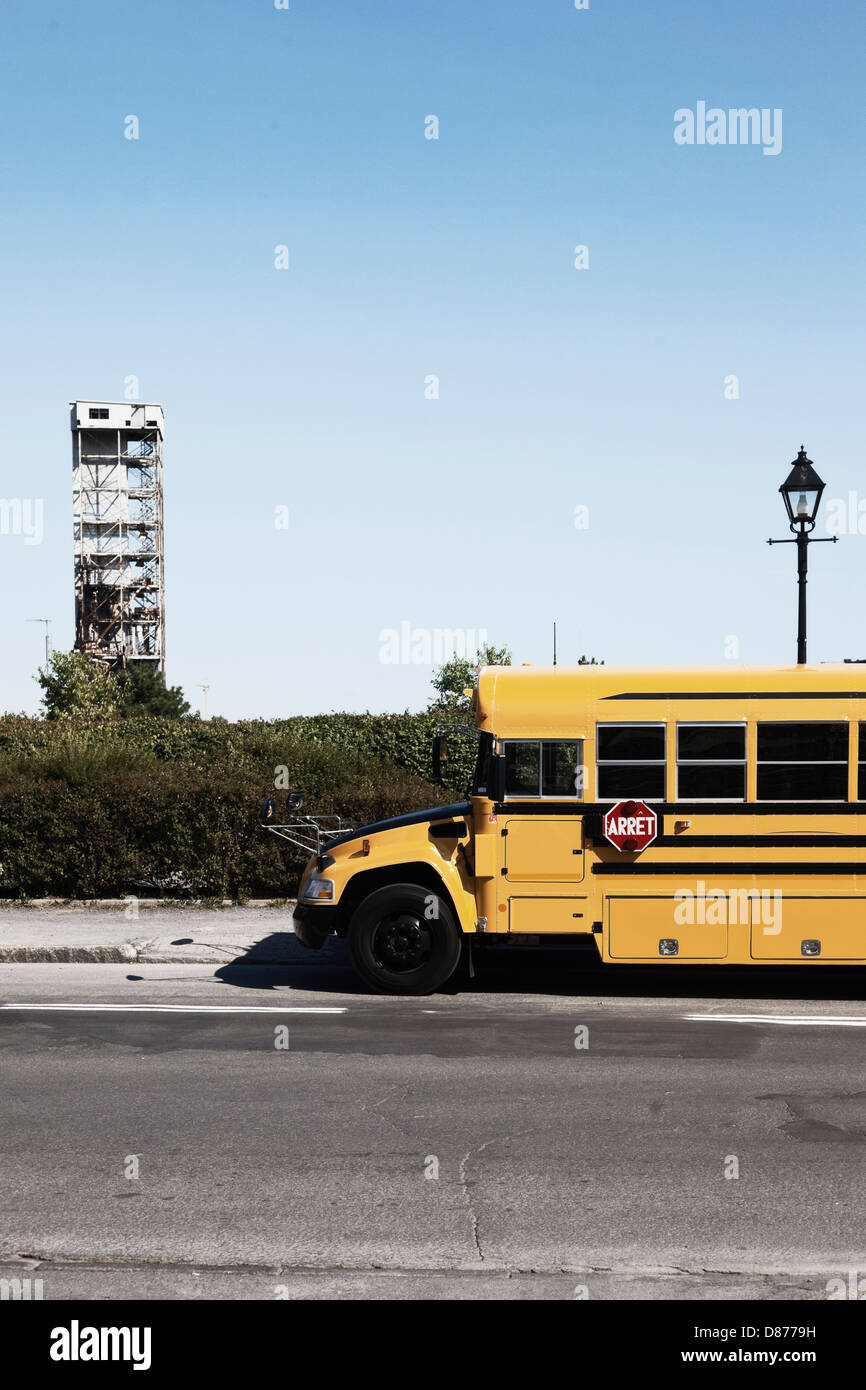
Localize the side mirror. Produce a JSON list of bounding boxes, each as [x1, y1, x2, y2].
[[286, 789, 305, 814], [487, 754, 506, 803], [260, 796, 275, 825], [432, 734, 448, 782]]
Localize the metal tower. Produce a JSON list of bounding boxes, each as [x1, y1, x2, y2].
[[70, 401, 165, 672]]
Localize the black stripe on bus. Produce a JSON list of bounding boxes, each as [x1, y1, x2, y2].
[[591, 862, 866, 875], [601, 691, 866, 700]]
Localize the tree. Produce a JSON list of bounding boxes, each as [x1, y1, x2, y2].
[[577, 654, 604, 665], [428, 643, 512, 715], [36, 652, 190, 720], [36, 651, 126, 720], [116, 664, 190, 718]]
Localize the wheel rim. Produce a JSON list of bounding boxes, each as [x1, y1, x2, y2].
[[372, 911, 433, 974]]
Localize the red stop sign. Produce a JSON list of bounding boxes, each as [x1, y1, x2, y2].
[[603, 799, 657, 853]]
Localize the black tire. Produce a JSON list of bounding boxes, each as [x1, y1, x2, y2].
[[347, 883, 462, 995]]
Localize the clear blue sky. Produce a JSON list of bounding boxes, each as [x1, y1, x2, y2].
[[1, 0, 864, 719]]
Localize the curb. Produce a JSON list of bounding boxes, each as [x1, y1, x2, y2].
[[0, 899, 297, 911], [0, 944, 142, 964], [0, 942, 301, 966], [0, 902, 302, 965]]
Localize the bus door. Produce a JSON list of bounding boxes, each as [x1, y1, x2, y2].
[[499, 739, 587, 933]]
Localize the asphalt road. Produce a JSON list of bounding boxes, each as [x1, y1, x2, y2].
[[2, 939, 866, 1300]]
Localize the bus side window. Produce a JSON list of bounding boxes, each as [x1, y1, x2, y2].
[[596, 724, 666, 800], [503, 741, 584, 798], [676, 723, 746, 800], [542, 740, 584, 797], [504, 741, 541, 796], [756, 722, 848, 800]]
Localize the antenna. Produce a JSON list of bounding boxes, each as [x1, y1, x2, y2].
[[553, 621, 557, 667], [196, 682, 211, 720], [28, 618, 52, 666]]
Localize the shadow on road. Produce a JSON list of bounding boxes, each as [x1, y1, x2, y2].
[[213, 932, 866, 1002], [214, 933, 366, 994]]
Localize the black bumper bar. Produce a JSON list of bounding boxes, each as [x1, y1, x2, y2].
[[292, 902, 340, 951]]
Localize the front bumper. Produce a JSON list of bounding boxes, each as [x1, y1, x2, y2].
[[292, 902, 339, 951]]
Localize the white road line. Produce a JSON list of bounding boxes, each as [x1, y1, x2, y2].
[[685, 1012, 866, 1027], [0, 1004, 347, 1014]]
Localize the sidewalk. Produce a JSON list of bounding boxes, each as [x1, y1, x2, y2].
[[0, 902, 302, 965]]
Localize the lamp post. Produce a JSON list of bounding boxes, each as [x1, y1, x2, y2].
[[767, 446, 837, 665]]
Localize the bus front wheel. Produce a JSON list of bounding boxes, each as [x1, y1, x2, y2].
[[347, 883, 462, 995]]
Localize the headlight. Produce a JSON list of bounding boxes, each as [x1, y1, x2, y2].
[[301, 876, 335, 903]]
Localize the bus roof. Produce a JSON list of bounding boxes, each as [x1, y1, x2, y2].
[[475, 664, 866, 737]]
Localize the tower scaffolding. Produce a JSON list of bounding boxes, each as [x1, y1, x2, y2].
[[70, 400, 165, 673]]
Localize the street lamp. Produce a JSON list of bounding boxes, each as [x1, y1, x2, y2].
[[767, 446, 837, 665]]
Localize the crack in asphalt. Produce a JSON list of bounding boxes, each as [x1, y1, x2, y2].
[[353, 1092, 537, 1268], [355, 1084, 415, 1140], [458, 1149, 484, 1262], [458, 1131, 538, 1264]]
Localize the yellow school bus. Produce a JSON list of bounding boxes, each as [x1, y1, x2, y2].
[[286, 664, 866, 993]]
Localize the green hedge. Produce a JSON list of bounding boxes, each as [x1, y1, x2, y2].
[[0, 712, 476, 899], [0, 711, 477, 783]]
